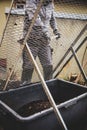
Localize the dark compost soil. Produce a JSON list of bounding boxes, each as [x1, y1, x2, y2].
[[17, 100, 51, 117]]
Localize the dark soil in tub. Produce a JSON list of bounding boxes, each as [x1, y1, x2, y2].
[[16, 100, 87, 130], [17, 100, 51, 117]]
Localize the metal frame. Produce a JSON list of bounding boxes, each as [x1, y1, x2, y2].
[[53, 24, 87, 84]]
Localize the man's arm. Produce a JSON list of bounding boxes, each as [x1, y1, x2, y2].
[[50, 6, 61, 39]]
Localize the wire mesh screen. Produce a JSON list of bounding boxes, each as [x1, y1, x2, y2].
[[0, 0, 87, 90]]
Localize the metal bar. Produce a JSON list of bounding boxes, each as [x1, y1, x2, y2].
[[53, 24, 87, 73], [0, 0, 14, 47], [54, 37, 87, 78], [25, 43, 68, 130], [71, 47, 87, 83]]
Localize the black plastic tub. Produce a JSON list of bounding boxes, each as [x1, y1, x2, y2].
[[0, 78, 87, 130]]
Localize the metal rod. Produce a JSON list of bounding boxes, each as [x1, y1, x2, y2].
[[53, 24, 87, 74], [25, 43, 68, 130], [71, 47, 87, 83]]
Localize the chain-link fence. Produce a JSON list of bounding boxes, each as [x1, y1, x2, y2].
[[0, 0, 87, 90]]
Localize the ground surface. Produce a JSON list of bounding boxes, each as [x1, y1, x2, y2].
[[0, 79, 21, 91]]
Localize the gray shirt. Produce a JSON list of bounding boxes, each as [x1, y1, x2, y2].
[[25, 0, 58, 36]]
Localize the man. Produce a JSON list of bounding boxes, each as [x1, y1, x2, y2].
[[19, 0, 60, 84]]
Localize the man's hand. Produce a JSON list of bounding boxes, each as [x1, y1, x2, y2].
[[17, 38, 24, 44], [44, 32, 51, 41], [55, 32, 61, 40], [53, 29, 61, 40]]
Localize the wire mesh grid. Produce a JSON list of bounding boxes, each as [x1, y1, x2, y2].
[[0, 0, 87, 90]]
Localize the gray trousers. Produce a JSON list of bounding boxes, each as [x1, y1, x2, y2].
[[23, 38, 52, 69], [22, 38, 53, 82], [22, 12, 53, 82]]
